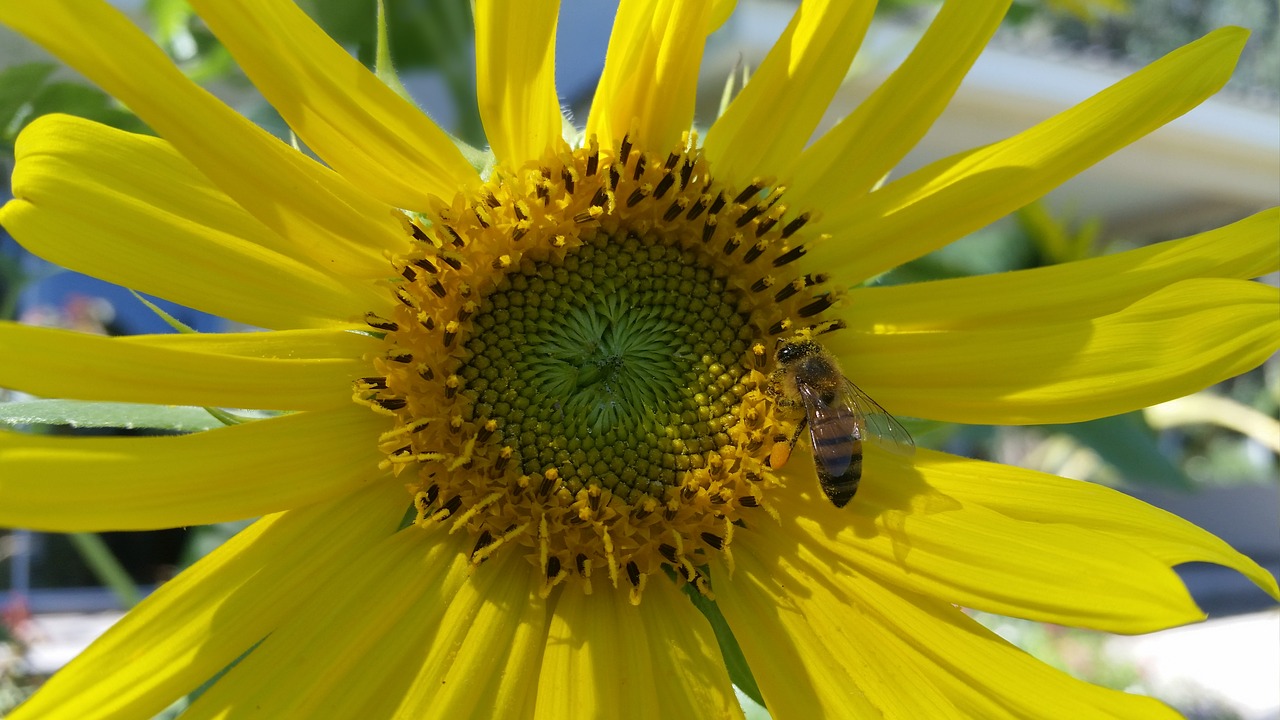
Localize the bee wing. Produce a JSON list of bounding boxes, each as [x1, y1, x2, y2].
[[842, 378, 915, 456], [796, 381, 864, 479]]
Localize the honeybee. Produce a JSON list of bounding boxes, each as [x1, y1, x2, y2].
[[769, 338, 915, 507]]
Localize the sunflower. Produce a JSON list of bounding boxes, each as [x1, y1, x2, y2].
[[1, 0, 1277, 717]]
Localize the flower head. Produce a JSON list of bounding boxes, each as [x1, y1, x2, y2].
[[1, 0, 1277, 718]]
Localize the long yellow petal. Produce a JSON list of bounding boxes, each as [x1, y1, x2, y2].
[[182, 530, 470, 719], [393, 552, 546, 718], [802, 27, 1248, 281], [0, 323, 372, 411], [0, 406, 388, 531], [586, 0, 714, 153], [0, 0, 406, 279], [5, 481, 411, 720], [189, 0, 480, 210], [786, 0, 1010, 205], [476, 0, 566, 166], [828, 278, 1280, 424], [711, 548, 885, 718], [702, 0, 875, 187], [716, 539, 1181, 719], [534, 582, 742, 719], [841, 208, 1279, 333], [761, 451, 1220, 633], [2, 115, 391, 330], [918, 450, 1280, 601]]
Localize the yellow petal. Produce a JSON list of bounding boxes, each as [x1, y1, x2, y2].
[[841, 208, 1279, 333], [0, 406, 388, 531], [5, 481, 410, 720], [803, 27, 1249, 281], [535, 582, 742, 719], [710, 547, 886, 718], [182, 530, 470, 719], [394, 552, 546, 718], [189, 0, 479, 210], [716, 538, 1181, 719], [476, 1, 567, 166], [586, 0, 714, 153], [710, 0, 737, 31], [702, 0, 876, 187], [0, 323, 371, 411], [786, 0, 1010, 205], [828, 278, 1280, 424], [117, 326, 375, 358], [0, 0, 407, 279], [2, 115, 391, 330], [918, 450, 1280, 601], [763, 449, 1218, 633]]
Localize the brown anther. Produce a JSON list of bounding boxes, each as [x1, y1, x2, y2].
[[654, 172, 676, 199], [374, 397, 407, 411], [773, 245, 807, 267], [700, 532, 724, 550], [799, 294, 836, 317], [364, 313, 399, 332], [781, 213, 810, 239], [627, 187, 648, 207], [472, 530, 494, 560], [686, 196, 709, 220], [394, 288, 419, 309], [441, 495, 463, 518], [733, 182, 763, 204], [708, 192, 727, 216], [775, 280, 804, 302]]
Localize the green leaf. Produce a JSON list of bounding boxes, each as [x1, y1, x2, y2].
[[1048, 411, 1194, 489], [0, 399, 224, 432], [684, 583, 766, 708], [26, 81, 150, 136], [0, 62, 56, 140], [67, 532, 143, 609]]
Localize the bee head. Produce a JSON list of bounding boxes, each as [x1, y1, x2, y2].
[[775, 338, 820, 365]]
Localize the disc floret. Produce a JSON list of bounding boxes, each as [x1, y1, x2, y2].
[[353, 133, 838, 602]]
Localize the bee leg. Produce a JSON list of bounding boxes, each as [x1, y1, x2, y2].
[[789, 417, 808, 448]]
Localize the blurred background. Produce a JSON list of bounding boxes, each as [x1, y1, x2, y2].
[[0, 0, 1276, 717]]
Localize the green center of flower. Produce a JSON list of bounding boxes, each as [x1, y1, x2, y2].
[[460, 234, 753, 505], [354, 134, 843, 602]]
